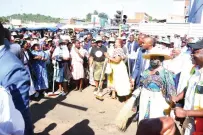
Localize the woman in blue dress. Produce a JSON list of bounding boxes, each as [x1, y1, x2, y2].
[[31, 41, 48, 97]]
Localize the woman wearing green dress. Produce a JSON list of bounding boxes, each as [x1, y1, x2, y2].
[[138, 47, 177, 121]]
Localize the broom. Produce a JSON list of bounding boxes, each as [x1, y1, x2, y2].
[[95, 58, 108, 101], [115, 95, 136, 131], [115, 88, 141, 131]]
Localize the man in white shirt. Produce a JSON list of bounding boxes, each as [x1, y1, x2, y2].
[[127, 35, 139, 75]]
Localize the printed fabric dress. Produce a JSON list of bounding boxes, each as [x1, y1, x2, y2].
[[71, 48, 85, 80], [184, 66, 203, 135], [52, 46, 71, 83], [108, 48, 131, 96], [32, 50, 48, 91], [138, 68, 176, 121]]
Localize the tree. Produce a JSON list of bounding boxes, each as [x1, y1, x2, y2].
[[0, 17, 9, 23], [1, 14, 61, 23], [93, 10, 98, 15], [86, 13, 92, 22], [98, 12, 108, 20], [149, 16, 153, 22]]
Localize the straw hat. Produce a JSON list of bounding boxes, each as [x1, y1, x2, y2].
[[108, 37, 115, 42], [11, 32, 17, 36], [47, 38, 52, 42], [161, 37, 170, 45], [143, 47, 171, 60], [31, 40, 39, 47], [121, 36, 127, 40], [96, 36, 102, 42]]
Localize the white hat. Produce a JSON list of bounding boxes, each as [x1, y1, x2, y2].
[[143, 47, 171, 60], [47, 38, 52, 42], [105, 33, 110, 37], [96, 36, 102, 42], [161, 37, 170, 44], [121, 36, 127, 40], [11, 32, 17, 36], [108, 37, 115, 42], [31, 40, 39, 47], [23, 35, 29, 39]]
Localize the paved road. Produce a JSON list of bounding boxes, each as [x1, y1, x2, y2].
[[31, 86, 137, 135]]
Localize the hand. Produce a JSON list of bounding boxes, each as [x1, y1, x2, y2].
[[104, 53, 109, 58], [174, 108, 187, 118], [37, 56, 42, 59], [130, 80, 135, 89], [132, 107, 137, 112], [171, 96, 178, 103], [75, 47, 79, 53]]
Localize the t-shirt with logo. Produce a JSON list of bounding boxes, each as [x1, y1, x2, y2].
[[90, 46, 107, 62]]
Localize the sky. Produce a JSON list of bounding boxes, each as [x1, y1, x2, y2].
[[0, 0, 186, 19]]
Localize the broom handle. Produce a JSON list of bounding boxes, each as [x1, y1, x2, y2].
[[126, 46, 131, 77], [52, 61, 57, 93], [98, 58, 108, 91]]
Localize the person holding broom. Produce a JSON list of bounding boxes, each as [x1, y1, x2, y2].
[[115, 47, 177, 130], [89, 36, 107, 100]]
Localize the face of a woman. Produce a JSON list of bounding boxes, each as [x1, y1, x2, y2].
[[97, 41, 102, 47], [115, 40, 121, 48], [149, 56, 163, 69], [34, 44, 40, 51]]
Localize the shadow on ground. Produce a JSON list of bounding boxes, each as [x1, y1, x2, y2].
[[34, 123, 57, 135], [62, 119, 95, 135], [30, 95, 88, 125]]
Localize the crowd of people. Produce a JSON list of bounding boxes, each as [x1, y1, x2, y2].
[[0, 21, 203, 135]]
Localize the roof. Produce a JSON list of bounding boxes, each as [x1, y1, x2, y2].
[[127, 19, 141, 23]]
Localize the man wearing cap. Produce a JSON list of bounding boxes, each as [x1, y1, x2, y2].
[[102, 35, 108, 47], [171, 40, 203, 134], [89, 36, 107, 95], [0, 23, 33, 134], [84, 33, 92, 51]]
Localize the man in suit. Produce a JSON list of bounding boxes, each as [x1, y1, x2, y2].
[[127, 35, 139, 75], [0, 23, 33, 135], [131, 37, 154, 89]]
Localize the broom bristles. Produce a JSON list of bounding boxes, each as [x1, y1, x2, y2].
[[115, 96, 136, 131]]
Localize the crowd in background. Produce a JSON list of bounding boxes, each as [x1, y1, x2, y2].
[[1, 21, 203, 135]]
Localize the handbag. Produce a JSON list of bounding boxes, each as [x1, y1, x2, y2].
[[105, 63, 112, 74]]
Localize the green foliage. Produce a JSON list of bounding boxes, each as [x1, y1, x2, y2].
[[98, 12, 108, 20], [1, 14, 61, 23], [86, 11, 108, 22], [0, 17, 9, 23], [93, 10, 98, 15], [149, 16, 153, 22], [86, 13, 92, 22]]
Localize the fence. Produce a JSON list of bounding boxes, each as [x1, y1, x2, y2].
[[132, 23, 203, 37]]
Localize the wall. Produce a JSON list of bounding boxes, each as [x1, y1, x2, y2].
[[137, 23, 203, 37]]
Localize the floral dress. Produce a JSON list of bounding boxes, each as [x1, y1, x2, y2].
[[108, 48, 131, 96], [140, 68, 176, 119]]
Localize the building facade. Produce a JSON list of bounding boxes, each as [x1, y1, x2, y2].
[[134, 12, 150, 23]]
